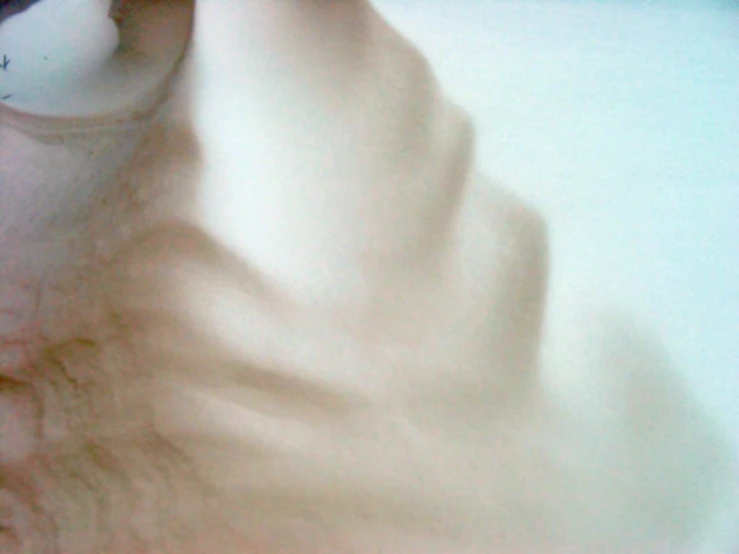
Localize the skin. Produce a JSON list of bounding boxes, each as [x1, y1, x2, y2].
[[0, 4, 195, 548], [0, 1, 737, 553]]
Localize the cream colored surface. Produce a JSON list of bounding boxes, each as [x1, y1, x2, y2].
[[0, 1, 737, 553]]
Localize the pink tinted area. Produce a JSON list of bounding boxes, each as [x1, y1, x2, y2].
[[0, 272, 43, 376], [0, 272, 43, 466]]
